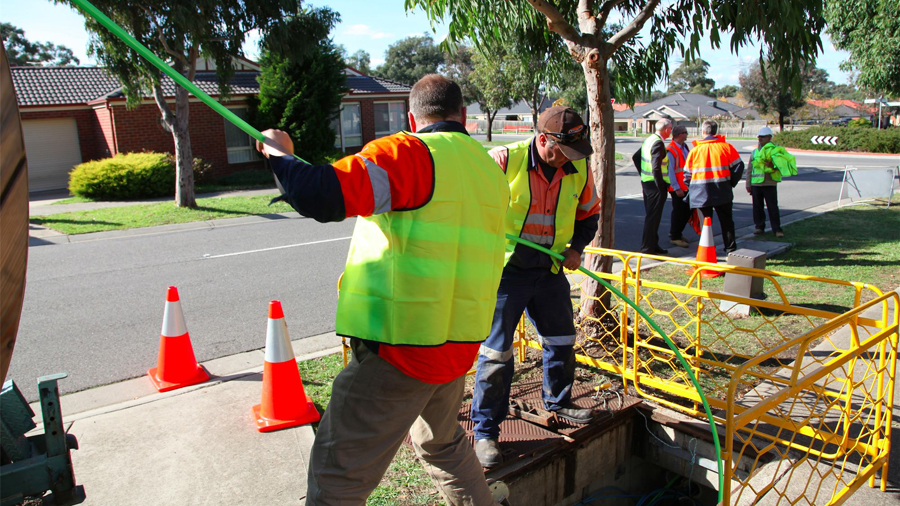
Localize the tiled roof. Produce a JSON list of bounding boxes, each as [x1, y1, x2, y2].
[[345, 75, 411, 94], [11, 66, 408, 107], [614, 93, 743, 119], [10, 66, 121, 107], [103, 72, 263, 100]]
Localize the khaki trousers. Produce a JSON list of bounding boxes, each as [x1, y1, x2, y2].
[[306, 338, 494, 506]]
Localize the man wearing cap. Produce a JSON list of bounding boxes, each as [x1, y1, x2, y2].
[[746, 126, 784, 237], [666, 125, 692, 248], [637, 118, 674, 255], [471, 106, 600, 469]]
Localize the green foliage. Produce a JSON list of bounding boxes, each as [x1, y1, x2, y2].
[[826, 0, 900, 96], [713, 85, 739, 98], [773, 126, 900, 153], [253, 6, 347, 164], [740, 60, 828, 128], [69, 153, 175, 199], [847, 118, 872, 128], [1, 22, 80, 66], [667, 58, 715, 96], [372, 34, 444, 85], [470, 44, 514, 140], [441, 44, 477, 105], [68, 153, 215, 199]]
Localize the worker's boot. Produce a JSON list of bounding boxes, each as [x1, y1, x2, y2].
[[475, 438, 502, 469], [554, 405, 594, 424]]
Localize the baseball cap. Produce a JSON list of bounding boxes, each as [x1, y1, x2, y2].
[[758, 126, 774, 137], [537, 106, 593, 160]]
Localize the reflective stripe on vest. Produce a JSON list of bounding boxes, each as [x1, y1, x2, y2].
[[503, 139, 587, 274], [335, 132, 509, 346], [685, 136, 735, 186], [640, 133, 670, 183]]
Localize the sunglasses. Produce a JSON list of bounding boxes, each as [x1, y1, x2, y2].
[[544, 126, 589, 144]]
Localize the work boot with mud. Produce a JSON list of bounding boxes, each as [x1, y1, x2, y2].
[[475, 438, 502, 468]]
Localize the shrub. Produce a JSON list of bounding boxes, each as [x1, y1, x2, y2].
[[847, 118, 872, 128], [773, 126, 900, 154], [69, 152, 213, 200]]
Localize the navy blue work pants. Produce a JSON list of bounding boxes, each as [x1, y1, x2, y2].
[[471, 265, 577, 441]]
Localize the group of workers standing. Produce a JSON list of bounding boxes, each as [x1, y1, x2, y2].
[[256, 74, 600, 505], [638, 118, 787, 256]]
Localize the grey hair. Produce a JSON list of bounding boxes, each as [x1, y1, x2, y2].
[[702, 120, 718, 135], [656, 118, 673, 132]]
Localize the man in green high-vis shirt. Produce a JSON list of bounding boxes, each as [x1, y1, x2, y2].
[[745, 126, 784, 237]]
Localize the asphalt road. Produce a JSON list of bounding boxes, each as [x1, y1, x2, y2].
[[9, 141, 899, 400]]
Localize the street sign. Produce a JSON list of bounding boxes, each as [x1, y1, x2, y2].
[[837, 166, 899, 209], [810, 136, 838, 146]]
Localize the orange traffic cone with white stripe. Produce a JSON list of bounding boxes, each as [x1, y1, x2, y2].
[[690, 217, 723, 279], [148, 286, 210, 392], [252, 301, 320, 432]]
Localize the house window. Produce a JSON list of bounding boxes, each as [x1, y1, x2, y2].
[[225, 108, 259, 164], [340, 103, 362, 148], [374, 101, 407, 137]]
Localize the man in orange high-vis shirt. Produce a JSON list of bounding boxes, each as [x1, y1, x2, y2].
[[666, 124, 692, 248], [684, 120, 745, 253], [256, 75, 508, 506]]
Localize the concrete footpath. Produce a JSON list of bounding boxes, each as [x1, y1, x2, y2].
[[26, 332, 340, 505]]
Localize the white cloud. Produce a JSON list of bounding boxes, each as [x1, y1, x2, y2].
[[342, 24, 394, 40], [371, 57, 386, 67]]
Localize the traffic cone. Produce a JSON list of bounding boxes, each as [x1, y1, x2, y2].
[[690, 217, 723, 279], [148, 286, 209, 392], [252, 301, 320, 432]]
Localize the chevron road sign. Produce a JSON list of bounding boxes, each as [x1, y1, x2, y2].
[[811, 136, 838, 145]]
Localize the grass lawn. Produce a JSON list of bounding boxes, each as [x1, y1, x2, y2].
[[31, 194, 293, 235]]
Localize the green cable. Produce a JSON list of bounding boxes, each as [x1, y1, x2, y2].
[[69, 0, 308, 164], [69, 0, 724, 497], [506, 234, 725, 499]]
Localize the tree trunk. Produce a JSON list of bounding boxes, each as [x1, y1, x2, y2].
[[486, 109, 495, 142], [778, 111, 785, 132], [581, 55, 616, 317], [152, 54, 197, 208], [172, 84, 196, 208]]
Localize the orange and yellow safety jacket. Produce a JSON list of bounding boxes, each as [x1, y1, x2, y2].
[[683, 135, 745, 208]]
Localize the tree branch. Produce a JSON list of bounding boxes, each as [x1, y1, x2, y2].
[[139, 5, 188, 66], [578, 0, 598, 37], [604, 0, 661, 58], [597, 0, 627, 28], [152, 83, 175, 133], [524, 0, 587, 46]]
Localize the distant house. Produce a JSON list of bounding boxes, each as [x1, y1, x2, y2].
[[467, 97, 555, 123], [803, 99, 872, 123], [613, 93, 759, 133], [10, 59, 411, 192]]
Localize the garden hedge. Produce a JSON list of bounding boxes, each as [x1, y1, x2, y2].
[[773, 126, 900, 154], [68, 152, 212, 200]]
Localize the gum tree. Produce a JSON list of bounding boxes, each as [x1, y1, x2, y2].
[[63, 0, 297, 207], [407, 0, 825, 315]]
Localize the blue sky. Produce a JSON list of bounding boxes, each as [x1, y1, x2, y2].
[[1, 0, 852, 88]]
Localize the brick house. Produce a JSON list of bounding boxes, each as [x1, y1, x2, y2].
[[10, 58, 411, 192]]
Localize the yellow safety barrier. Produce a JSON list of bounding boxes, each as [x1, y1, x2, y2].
[[513, 246, 898, 505]]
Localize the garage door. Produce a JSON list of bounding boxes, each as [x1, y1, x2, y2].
[[22, 118, 82, 192]]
